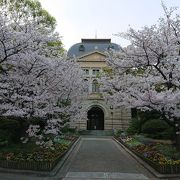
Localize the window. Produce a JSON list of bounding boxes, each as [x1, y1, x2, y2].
[[84, 79, 89, 92], [92, 79, 99, 93], [83, 69, 89, 75], [79, 44, 85, 51], [92, 69, 100, 76], [108, 44, 114, 50]]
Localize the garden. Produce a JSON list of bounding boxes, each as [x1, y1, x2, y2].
[[0, 117, 79, 171], [114, 111, 180, 174]]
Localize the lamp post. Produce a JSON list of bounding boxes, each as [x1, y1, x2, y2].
[[78, 105, 82, 130], [110, 105, 114, 129]]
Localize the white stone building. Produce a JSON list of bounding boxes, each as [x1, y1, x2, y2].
[[68, 39, 131, 130]]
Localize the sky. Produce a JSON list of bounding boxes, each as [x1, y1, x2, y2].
[[39, 0, 180, 50]]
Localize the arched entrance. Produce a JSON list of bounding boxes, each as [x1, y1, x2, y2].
[[87, 107, 104, 130]]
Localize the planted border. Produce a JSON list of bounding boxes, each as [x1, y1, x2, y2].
[[115, 137, 180, 174], [0, 137, 78, 171], [132, 149, 180, 174]]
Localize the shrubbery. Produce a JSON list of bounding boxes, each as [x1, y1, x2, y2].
[[142, 119, 169, 133], [127, 110, 163, 135], [126, 109, 174, 140], [142, 119, 173, 139], [0, 117, 21, 143], [0, 117, 31, 144], [126, 118, 142, 135]]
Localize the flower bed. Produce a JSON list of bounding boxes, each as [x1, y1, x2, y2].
[[115, 136, 180, 174], [0, 135, 78, 171]]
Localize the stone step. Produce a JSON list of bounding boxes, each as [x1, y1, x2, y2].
[[79, 130, 113, 136], [63, 172, 149, 179]]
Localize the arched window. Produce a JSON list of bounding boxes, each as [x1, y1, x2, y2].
[[84, 79, 89, 93], [92, 79, 99, 93]]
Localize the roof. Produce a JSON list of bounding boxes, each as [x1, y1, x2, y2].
[[81, 39, 111, 43], [78, 50, 106, 59], [67, 39, 121, 57]]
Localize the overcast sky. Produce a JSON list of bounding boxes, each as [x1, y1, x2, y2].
[[39, 0, 180, 50]]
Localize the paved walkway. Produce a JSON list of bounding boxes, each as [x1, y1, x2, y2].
[[57, 137, 154, 180], [0, 136, 177, 180]]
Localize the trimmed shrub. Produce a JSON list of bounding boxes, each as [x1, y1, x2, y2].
[[141, 119, 173, 139], [142, 119, 170, 134]]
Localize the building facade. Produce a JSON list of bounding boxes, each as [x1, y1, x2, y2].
[[68, 39, 131, 130]]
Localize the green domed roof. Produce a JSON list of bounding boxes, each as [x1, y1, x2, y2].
[[68, 39, 121, 57]]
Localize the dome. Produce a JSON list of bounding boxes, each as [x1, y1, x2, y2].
[[67, 39, 121, 57]]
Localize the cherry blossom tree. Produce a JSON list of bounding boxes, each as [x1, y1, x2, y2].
[[101, 3, 180, 149], [0, 0, 85, 145]]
